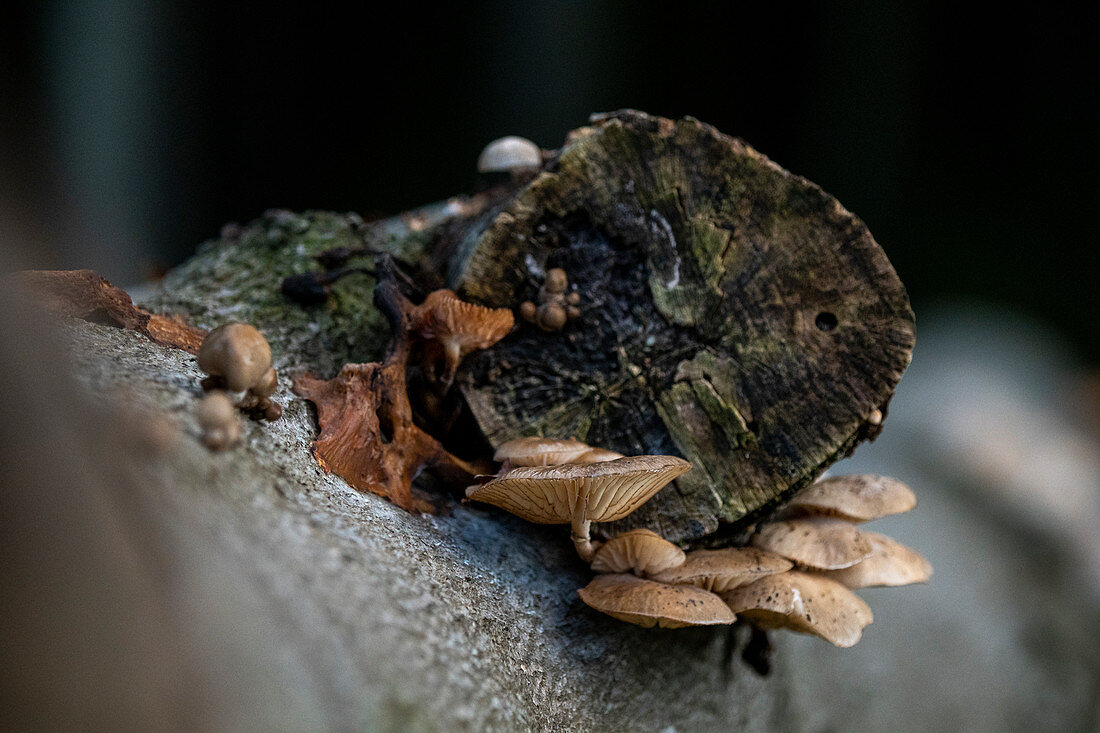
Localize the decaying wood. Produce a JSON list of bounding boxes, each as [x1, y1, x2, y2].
[[439, 110, 914, 545], [10, 269, 206, 353], [293, 267, 492, 513]]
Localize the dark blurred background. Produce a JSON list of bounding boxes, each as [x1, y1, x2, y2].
[[2, 1, 1098, 362]]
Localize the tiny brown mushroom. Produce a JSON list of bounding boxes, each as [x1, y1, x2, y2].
[[493, 436, 592, 467], [196, 391, 242, 451], [751, 518, 873, 570], [720, 571, 873, 648], [651, 547, 793, 593], [590, 529, 686, 577], [413, 289, 514, 389], [535, 303, 568, 332], [519, 301, 538, 323], [543, 268, 568, 295], [466, 455, 691, 561], [786, 474, 917, 522], [197, 323, 272, 392], [578, 573, 736, 628], [818, 531, 933, 589]]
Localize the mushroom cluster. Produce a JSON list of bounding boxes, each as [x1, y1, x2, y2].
[[197, 323, 282, 421], [519, 268, 581, 332], [471, 444, 931, 652]]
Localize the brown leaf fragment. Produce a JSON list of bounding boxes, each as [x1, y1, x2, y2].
[[11, 269, 205, 353]]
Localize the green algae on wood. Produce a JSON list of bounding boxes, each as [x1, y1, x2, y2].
[[452, 110, 915, 545]]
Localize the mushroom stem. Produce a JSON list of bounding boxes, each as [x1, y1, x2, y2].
[[571, 515, 600, 562], [440, 340, 462, 389]]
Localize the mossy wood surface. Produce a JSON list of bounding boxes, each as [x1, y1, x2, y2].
[[451, 111, 914, 544]]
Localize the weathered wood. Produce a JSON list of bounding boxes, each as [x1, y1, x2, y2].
[[448, 110, 915, 544]]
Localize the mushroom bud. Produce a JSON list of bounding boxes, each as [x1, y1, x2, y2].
[[196, 391, 242, 451], [197, 323, 272, 393], [476, 136, 542, 175]]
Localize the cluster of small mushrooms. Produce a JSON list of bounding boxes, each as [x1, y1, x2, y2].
[[194, 322, 282, 450], [519, 268, 582, 332], [467, 437, 930, 649]]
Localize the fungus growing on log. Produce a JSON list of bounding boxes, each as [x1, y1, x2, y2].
[[751, 518, 873, 570], [197, 323, 282, 421], [650, 547, 793, 593], [465, 455, 691, 561], [411, 289, 514, 391], [196, 391, 242, 451], [294, 264, 493, 513], [818, 531, 932, 589], [519, 267, 582, 332], [720, 571, 873, 648], [784, 474, 917, 522], [450, 110, 916, 545], [492, 436, 592, 467], [589, 529, 686, 577], [578, 573, 736, 629]]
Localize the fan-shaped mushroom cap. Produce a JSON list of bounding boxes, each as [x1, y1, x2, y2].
[[573, 447, 625, 464], [651, 547, 793, 593], [413, 289, 514, 386], [590, 529, 686, 577], [476, 136, 542, 174], [720, 571, 873, 647], [197, 323, 272, 392], [466, 455, 691, 525], [578, 573, 736, 628], [468, 455, 691, 561], [819, 531, 933, 589], [493, 436, 591, 467], [787, 474, 917, 522], [751, 518, 873, 570]]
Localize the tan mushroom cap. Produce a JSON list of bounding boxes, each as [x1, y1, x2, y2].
[[787, 474, 917, 522], [414, 289, 514, 385], [819, 531, 933, 589], [720, 571, 873, 647], [573, 447, 626, 464], [578, 573, 736, 628], [651, 547, 793, 593], [590, 529, 686, 577], [476, 136, 542, 173], [197, 323, 272, 392], [466, 455, 691, 525], [493, 436, 591, 467], [751, 518, 873, 570]]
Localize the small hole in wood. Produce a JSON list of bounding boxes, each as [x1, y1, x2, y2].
[[815, 312, 838, 332]]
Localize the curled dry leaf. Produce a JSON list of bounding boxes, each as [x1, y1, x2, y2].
[[10, 269, 206, 353], [295, 271, 491, 514], [578, 573, 736, 629]]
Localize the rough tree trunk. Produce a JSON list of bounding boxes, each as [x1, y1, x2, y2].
[[2, 112, 934, 731]]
